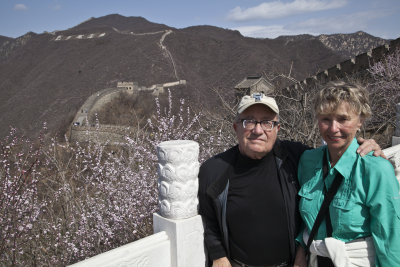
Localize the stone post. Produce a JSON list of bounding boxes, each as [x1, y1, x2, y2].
[[393, 103, 400, 146], [153, 140, 206, 267]]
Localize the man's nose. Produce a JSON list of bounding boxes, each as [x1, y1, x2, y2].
[[252, 122, 264, 134]]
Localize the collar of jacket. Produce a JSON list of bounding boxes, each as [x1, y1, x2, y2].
[[206, 139, 287, 199]]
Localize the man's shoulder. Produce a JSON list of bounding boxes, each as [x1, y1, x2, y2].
[[280, 139, 309, 149], [277, 139, 310, 158], [201, 145, 238, 168], [199, 145, 238, 180], [199, 145, 238, 193]]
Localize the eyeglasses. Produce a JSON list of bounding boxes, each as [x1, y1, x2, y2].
[[241, 119, 279, 131]]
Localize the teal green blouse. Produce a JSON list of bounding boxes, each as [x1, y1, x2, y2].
[[297, 138, 400, 266]]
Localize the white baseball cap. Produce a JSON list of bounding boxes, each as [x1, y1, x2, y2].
[[237, 93, 279, 114]]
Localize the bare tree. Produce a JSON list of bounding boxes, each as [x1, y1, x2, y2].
[[266, 68, 322, 148], [366, 48, 400, 147]]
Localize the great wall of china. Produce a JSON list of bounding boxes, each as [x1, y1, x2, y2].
[[69, 80, 186, 144], [68, 31, 400, 145], [283, 37, 400, 91], [64, 27, 185, 144]]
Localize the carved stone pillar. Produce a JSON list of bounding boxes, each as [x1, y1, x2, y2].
[[156, 140, 200, 219], [155, 140, 206, 267]]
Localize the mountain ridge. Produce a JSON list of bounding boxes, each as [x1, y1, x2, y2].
[[276, 31, 388, 58]]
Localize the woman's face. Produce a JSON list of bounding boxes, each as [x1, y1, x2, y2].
[[317, 102, 363, 157]]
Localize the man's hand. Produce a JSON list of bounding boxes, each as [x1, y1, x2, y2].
[[356, 137, 386, 159], [212, 257, 232, 267], [293, 245, 307, 267]]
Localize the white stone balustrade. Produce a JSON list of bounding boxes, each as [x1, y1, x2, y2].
[[68, 231, 171, 267], [153, 213, 205, 267], [383, 144, 400, 183]]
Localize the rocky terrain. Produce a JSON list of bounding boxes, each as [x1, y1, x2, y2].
[[276, 31, 388, 59]]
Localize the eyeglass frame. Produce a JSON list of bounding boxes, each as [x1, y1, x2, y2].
[[240, 119, 279, 131]]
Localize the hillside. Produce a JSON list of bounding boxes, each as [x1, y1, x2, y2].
[[0, 35, 13, 46], [276, 31, 388, 59], [0, 14, 390, 138]]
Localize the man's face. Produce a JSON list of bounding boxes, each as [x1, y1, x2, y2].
[[233, 104, 280, 159]]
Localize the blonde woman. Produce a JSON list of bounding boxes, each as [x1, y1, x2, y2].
[[295, 81, 400, 266]]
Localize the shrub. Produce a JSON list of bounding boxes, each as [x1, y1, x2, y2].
[[366, 48, 400, 146], [0, 128, 44, 265], [0, 91, 233, 266]]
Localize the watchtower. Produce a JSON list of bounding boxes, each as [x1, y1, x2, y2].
[[234, 75, 275, 99]]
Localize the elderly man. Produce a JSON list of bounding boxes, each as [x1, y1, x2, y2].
[[198, 93, 381, 267]]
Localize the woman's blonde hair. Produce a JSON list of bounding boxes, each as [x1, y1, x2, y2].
[[314, 81, 372, 119]]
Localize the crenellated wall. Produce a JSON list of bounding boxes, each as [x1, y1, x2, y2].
[[54, 32, 106, 41], [89, 90, 124, 114], [285, 37, 400, 91]]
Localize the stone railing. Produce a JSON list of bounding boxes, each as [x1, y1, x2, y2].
[[384, 144, 400, 183], [68, 231, 171, 266]]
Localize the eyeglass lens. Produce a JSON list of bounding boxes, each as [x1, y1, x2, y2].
[[242, 120, 276, 131]]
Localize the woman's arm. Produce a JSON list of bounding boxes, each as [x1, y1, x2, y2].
[[366, 159, 400, 266]]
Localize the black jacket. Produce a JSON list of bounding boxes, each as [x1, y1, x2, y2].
[[198, 139, 308, 266]]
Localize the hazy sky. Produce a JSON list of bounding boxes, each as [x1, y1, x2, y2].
[[1, 0, 399, 39]]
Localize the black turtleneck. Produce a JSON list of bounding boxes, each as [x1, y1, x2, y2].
[[226, 151, 290, 266]]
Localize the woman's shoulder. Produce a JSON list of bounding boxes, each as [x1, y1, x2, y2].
[[358, 154, 399, 204], [360, 153, 395, 172], [358, 154, 397, 188]]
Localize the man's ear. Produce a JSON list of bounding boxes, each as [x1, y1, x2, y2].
[[233, 122, 237, 131]]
